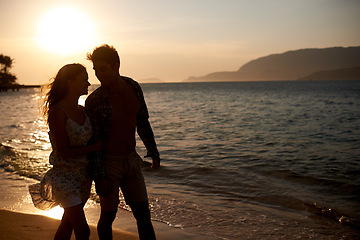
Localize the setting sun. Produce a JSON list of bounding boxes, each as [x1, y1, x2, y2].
[[37, 7, 96, 55]]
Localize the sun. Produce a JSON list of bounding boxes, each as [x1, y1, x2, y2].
[[37, 7, 97, 55]]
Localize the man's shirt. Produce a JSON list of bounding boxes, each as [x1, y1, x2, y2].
[[85, 76, 160, 180]]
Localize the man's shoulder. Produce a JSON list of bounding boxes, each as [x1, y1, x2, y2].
[[86, 86, 105, 104], [122, 76, 143, 94], [122, 76, 139, 86]]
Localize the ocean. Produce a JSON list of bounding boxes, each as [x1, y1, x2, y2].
[[0, 80, 359, 239]]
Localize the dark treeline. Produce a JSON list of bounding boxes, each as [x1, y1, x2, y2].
[[0, 54, 18, 86]]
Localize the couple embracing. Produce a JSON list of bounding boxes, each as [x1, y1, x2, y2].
[[29, 44, 160, 240]]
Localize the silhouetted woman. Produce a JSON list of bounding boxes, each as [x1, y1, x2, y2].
[[29, 63, 101, 240]]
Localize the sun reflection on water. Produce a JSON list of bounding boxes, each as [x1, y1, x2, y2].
[[41, 205, 64, 220]]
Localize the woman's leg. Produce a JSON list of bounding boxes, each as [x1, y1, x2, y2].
[[54, 212, 73, 240], [63, 204, 90, 240]]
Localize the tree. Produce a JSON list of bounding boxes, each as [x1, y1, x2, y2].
[[0, 54, 17, 85]]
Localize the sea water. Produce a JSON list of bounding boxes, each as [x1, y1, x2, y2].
[[1, 80, 359, 239]]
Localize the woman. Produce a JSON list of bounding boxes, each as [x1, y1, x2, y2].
[[29, 63, 101, 240]]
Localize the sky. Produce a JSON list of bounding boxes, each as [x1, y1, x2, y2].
[[1, 0, 360, 85]]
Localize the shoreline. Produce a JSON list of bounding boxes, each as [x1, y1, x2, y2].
[[0, 209, 138, 240], [0, 169, 217, 240]]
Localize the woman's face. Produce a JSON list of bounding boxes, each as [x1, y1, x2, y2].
[[71, 70, 90, 96]]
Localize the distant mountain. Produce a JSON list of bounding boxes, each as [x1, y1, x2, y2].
[[138, 78, 164, 83], [185, 46, 360, 82], [298, 66, 360, 80]]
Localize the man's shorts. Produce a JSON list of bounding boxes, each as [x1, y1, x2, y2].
[[100, 151, 148, 212]]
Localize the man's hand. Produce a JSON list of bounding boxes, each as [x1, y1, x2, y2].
[[95, 178, 111, 196], [151, 157, 161, 169]]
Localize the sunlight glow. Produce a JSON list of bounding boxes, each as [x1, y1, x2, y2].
[[78, 95, 87, 106], [37, 7, 97, 55], [42, 205, 64, 220]]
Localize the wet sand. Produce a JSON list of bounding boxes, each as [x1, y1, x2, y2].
[[0, 169, 217, 240]]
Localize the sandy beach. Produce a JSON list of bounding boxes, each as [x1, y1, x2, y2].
[[0, 169, 217, 240], [0, 209, 138, 240]]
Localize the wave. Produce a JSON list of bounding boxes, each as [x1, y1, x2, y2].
[[304, 202, 360, 229], [253, 193, 360, 229], [0, 143, 48, 180], [258, 168, 360, 195]]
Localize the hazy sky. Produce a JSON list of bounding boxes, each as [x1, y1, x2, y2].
[[1, 0, 359, 84]]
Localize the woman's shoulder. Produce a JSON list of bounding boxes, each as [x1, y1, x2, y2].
[[48, 105, 68, 123], [49, 105, 67, 116]]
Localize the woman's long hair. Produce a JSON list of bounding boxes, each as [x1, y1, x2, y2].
[[41, 63, 86, 123]]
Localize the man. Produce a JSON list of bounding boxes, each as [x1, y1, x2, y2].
[[85, 44, 160, 240]]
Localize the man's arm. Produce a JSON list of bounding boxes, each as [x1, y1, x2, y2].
[[130, 77, 161, 168], [137, 118, 160, 158], [137, 118, 160, 169]]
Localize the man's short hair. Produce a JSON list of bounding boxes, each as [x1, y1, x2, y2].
[[87, 44, 120, 68]]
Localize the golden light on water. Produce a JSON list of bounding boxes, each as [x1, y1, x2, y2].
[[41, 205, 64, 220], [37, 6, 97, 55]]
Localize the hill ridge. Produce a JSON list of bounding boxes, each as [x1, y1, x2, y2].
[[185, 46, 360, 82]]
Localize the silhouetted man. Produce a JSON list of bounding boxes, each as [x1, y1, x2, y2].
[[85, 44, 160, 240]]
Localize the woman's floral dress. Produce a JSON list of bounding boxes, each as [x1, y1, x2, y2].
[[29, 111, 92, 210]]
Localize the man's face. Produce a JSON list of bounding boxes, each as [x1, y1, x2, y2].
[[92, 60, 118, 87]]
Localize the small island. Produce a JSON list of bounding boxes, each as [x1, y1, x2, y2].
[[0, 54, 40, 91]]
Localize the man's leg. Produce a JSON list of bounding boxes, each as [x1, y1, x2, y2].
[[97, 209, 117, 240], [97, 180, 120, 240], [122, 153, 155, 239], [129, 201, 156, 240], [97, 155, 123, 240]]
